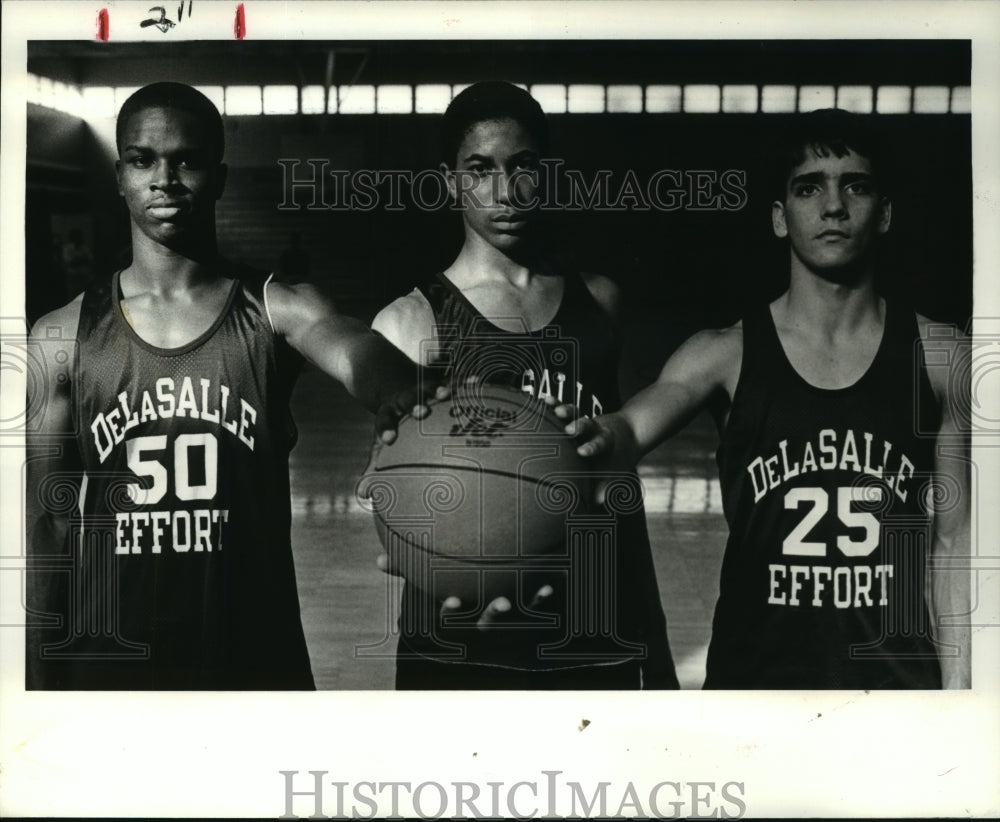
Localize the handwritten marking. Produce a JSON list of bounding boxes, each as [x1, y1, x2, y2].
[[234, 3, 246, 39], [96, 8, 110, 41]]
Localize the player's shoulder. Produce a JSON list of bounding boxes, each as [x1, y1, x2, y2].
[[262, 276, 344, 337], [265, 278, 325, 308], [655, 321, 743, 399], [914, 311, 967, 345], [29, 295, 84, 389], [684, 321, 744, 359], [913, 311, 968, 402], [29, 293, 84, 343], [372, 288, 435, 358], [374, 287, 432, 320], [580, 272, 620, 304], [578, 272, 622, 324], [913, 310, 968, 372], [668, 321, 744, 395]]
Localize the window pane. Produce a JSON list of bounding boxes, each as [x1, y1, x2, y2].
[[338, 85, 376, 114]]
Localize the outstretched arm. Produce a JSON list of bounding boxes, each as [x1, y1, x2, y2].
[[564, 325, 743, 470], [265, 281, 424, 415]]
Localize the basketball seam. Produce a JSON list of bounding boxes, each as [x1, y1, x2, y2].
[[373, 509, 570, 563], [370, 462, 582, 488]]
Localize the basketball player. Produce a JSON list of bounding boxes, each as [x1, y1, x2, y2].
[[566, 109, 971, 688], [25, 83, 421, 689], [371, 81, 677, 689]]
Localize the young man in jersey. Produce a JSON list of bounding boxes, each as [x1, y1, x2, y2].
[[371, 81, 677, 690], [566, 109, 971, 689], [25, 82, 422, 689]]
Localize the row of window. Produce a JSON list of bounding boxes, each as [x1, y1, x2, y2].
[[27, 74, 972, 119]]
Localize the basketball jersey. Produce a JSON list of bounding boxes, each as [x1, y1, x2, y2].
[[707, 300, 943, 689], [397, 271, 678, 685], [38, 269, 314, 689]]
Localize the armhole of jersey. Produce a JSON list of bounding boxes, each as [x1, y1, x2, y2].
[[415, 279, 444, 317], [411, 285, 435, 317], [78, 473, 89, 517], [577, 272, 624, 347], [406, 287, 438, 365], [68, 290, 88, 472], [910, 310, 945, 429], [263, 273, 277, 335], [717, 320, 752, 443]]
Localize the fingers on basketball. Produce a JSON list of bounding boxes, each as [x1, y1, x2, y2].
[[476, 596, 513, 630]]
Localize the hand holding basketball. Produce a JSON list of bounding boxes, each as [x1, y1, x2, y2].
[[553, 403, 616, 458], [361, 384, 591, 607], [554, 404, 630, 504], [373, 381, 450, 445], [437, 583, 560, 638]]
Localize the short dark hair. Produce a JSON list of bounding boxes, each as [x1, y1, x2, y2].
[[442, 81, 549, 166], [772, 108, 889, 200], [116, 82, 225, 162]]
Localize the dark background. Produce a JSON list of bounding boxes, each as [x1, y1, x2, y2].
[[26, 39, 972, 389]]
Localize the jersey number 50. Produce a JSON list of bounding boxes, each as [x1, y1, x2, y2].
[[783, 486, 882, 558], [125, 433, 218, 504]]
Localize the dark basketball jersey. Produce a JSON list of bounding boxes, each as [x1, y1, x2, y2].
[[34, 269, 314, 690], [707, 301, 943, 689], [396, 271, 678, 686]]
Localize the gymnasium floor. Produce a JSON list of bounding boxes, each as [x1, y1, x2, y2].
[[288, 365, 729, 690]]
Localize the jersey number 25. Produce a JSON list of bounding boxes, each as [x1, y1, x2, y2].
[[783, 486, 882, 558]]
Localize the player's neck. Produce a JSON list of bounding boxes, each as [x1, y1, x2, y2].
[[450, 233, 547, 287], [782, 268, 882, 337], [127, 230, 221, 294]]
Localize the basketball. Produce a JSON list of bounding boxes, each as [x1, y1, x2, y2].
[[360, 383, 593, 605]]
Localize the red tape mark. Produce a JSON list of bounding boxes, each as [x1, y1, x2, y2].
[[234, 3, 246, 39], [96, 8, 110, 41]]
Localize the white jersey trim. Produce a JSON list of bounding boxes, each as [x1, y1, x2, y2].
[[263, 273, 277, 335]]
